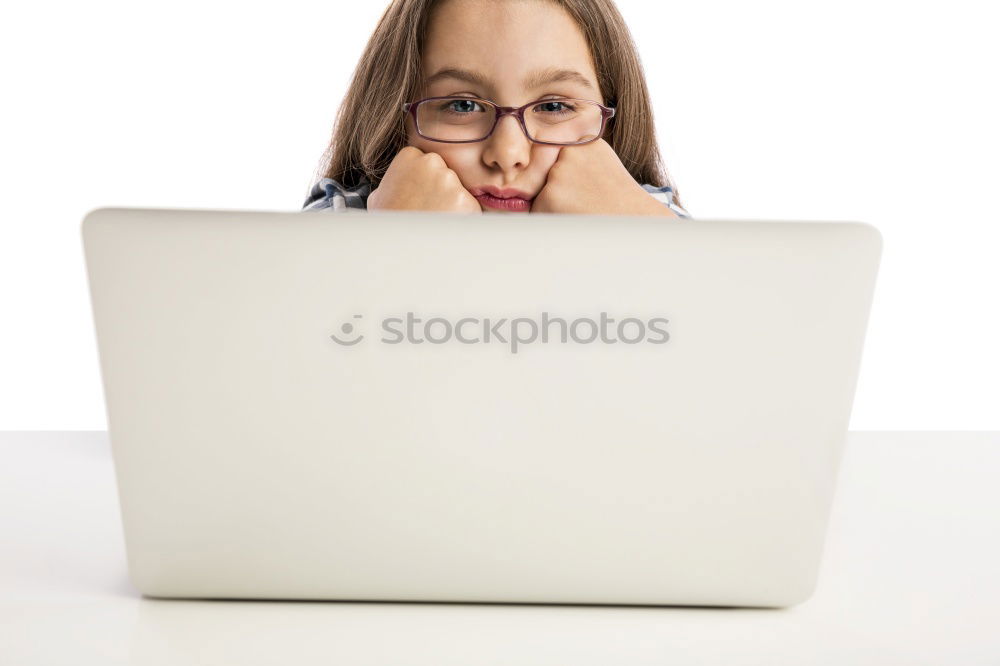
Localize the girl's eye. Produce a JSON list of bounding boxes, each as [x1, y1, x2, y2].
[[442, 99, 484, 114], [534, 101, 576, 114]]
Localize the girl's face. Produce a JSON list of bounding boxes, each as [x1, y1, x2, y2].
[[409, 0, 604, 213]]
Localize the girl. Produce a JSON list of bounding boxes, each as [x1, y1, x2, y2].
[[302, 0, 690, 218]]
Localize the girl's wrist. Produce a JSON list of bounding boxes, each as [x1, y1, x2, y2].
[[627, 188, 678, 217]]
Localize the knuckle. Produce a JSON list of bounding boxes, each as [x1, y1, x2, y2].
[[394, 148, 417, 166], [437, 164, 456, 181], [423, 151, 446, 167]]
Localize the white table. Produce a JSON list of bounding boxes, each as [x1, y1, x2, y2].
[[1, 431, 998, 664]]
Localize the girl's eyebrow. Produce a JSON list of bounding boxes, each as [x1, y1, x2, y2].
[[423, 66, 596, 92]]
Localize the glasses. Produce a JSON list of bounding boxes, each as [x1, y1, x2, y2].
[[402, 96, 616, 145]]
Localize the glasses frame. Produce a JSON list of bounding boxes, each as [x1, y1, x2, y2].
[[401, 96, 616, 145]]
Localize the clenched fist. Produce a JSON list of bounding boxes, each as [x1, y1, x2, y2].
[[531, 136, 676, 217], [367, 146, 482, 214]]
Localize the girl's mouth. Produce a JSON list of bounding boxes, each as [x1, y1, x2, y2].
[[475, 192, 532, 212]]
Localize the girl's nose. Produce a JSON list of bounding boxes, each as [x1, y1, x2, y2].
[[492, 113, 530, 142]]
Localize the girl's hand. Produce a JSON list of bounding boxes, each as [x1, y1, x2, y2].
[[531, 137, 675, 216], [367, 146, 482, 214]]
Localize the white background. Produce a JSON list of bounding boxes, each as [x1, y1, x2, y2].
[[1, 0, 996, 429]]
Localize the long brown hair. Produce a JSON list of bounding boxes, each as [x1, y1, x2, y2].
[[308, 0, 686, 211]]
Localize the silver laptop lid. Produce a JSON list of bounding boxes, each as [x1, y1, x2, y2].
[[82, 208, 882, 607]]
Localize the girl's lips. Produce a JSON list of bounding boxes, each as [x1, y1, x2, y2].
[[471, 185, 534, 200], [475, 192, 531, 212]]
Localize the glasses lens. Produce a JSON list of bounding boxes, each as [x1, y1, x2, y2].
[[416, 97, 496, 142], [415, 97, 604, 144], [524, 99, 604, 144]]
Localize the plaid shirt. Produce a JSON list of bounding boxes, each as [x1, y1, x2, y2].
[[302, 175, 692, 218]]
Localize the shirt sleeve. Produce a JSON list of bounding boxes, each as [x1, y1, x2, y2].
[[301, 177, 371, 212], [640, 183, 692, 219]]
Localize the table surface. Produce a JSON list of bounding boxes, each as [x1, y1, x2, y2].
[[1, 431, 998, 665]]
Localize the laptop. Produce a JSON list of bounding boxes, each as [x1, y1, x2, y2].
[[81, 206, 882, 608]]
